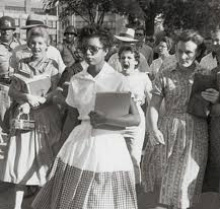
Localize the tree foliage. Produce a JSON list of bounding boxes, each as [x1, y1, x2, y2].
[[161, 0, 220, 36], [44, 0, 116, 25], [137, 0, 220, 36], [44, 0, 220, 36]]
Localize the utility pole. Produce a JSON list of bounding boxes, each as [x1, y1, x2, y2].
[[25, 0, 31, 14], [56, 2, 60, 44], [0, 0, 6, 15]]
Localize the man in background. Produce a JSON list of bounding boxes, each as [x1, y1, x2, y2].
[[0, 16, 21, 140], [108, 27, 150, 73], [135, 26, 154, 66], [57, 26, 78, 67]]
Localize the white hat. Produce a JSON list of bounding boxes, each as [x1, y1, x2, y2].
[[114, 28, 138, 42], [21, 14, 48, 29]]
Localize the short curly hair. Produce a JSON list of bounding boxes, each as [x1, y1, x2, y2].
[[118, 45, 140, 69], [78, 25, 113, 50], [27, 26, 50, 48]]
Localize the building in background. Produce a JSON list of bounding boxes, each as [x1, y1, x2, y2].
[[0, 0, 127, 44], [0, 0, 59, 43]]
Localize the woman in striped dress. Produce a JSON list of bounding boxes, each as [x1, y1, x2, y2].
[[142, 30, 209, 209], [32, 25, 140, 209]]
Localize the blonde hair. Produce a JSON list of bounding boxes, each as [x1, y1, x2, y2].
[[27, 26, 50, 47]]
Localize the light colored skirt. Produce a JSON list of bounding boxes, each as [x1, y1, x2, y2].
[[32, 121, 137, 209], [0, 105, 61, 186]]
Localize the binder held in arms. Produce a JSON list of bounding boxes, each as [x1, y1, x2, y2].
[[13, 73, 51, 97], [187, 73, 217, 118], [94, 92, 131, 130]]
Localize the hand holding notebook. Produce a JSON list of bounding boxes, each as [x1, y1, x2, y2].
[[13, 73, 51, 97], [187, 73, 218, 118], [92, 92, 131, 130]]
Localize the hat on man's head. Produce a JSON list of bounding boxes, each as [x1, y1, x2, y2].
[[21, 14, 48, 29], [114, 28, 138, 42]]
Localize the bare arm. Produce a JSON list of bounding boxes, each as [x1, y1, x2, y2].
[[147, 94, 165, 145]]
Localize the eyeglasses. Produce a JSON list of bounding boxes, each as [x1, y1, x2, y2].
[[65, 32, 77, 36], [135, 33, 144, 37], [81, 45, 103, 55]]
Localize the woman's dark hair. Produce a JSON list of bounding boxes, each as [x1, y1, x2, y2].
[[159, 36, 173, 51], [174, 29, 204, 49], [78, 25, 113, 50], [118, 45, 140, 69], [174, 29, 204, 61]]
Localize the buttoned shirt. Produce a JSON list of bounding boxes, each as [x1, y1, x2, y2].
[[10, 44, 66, 74]]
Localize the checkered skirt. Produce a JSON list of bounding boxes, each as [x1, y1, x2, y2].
[[32, 122, 137, 209]]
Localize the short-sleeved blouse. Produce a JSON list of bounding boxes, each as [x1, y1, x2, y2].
[[66, 62, 131, 120], [152, 61, 209, 115]]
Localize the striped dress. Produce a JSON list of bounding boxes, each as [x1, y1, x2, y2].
[[32, 62, 137, 209], [142, 62, 209, 209]]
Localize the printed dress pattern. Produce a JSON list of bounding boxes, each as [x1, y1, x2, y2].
[[32, 62, 137, 209], [142, 62, 209, 209]]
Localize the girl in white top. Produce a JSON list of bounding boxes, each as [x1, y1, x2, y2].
[[32, 25, 140, 209], [119, 45, 152, 185]]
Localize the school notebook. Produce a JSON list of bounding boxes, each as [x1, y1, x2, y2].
[[94, 92, 131, 130], [13, 73, 51, 97], [187, 73, 217, 118]]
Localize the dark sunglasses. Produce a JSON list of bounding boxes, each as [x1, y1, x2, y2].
[[135, 33, 144, 37], [65, 32, 77, 36], [81, 45, 103, 55]]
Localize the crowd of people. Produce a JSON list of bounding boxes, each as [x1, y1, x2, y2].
[[0, 13, 220, 209]]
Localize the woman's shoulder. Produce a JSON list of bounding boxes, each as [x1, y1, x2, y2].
[[194, 62, 213, 75]]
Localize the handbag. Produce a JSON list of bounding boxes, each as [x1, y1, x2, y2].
[[10, 111, 35, 133]]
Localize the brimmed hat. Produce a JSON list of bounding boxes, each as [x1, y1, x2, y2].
[[114, 28, 138, 42], [21, 14, 48, 29]]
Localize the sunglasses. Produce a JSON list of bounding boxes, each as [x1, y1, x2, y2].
[[135, 33, 144, 37], [81, 45, 103, 55], [65, 32, 77, 36]]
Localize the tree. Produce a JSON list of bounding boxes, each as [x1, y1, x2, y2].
[[44, 0, 116, 25], [161, 0, 220, 36], [44, 0, 220, 37]]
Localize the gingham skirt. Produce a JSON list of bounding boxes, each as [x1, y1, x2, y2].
[[32, 122, 137, 209]]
